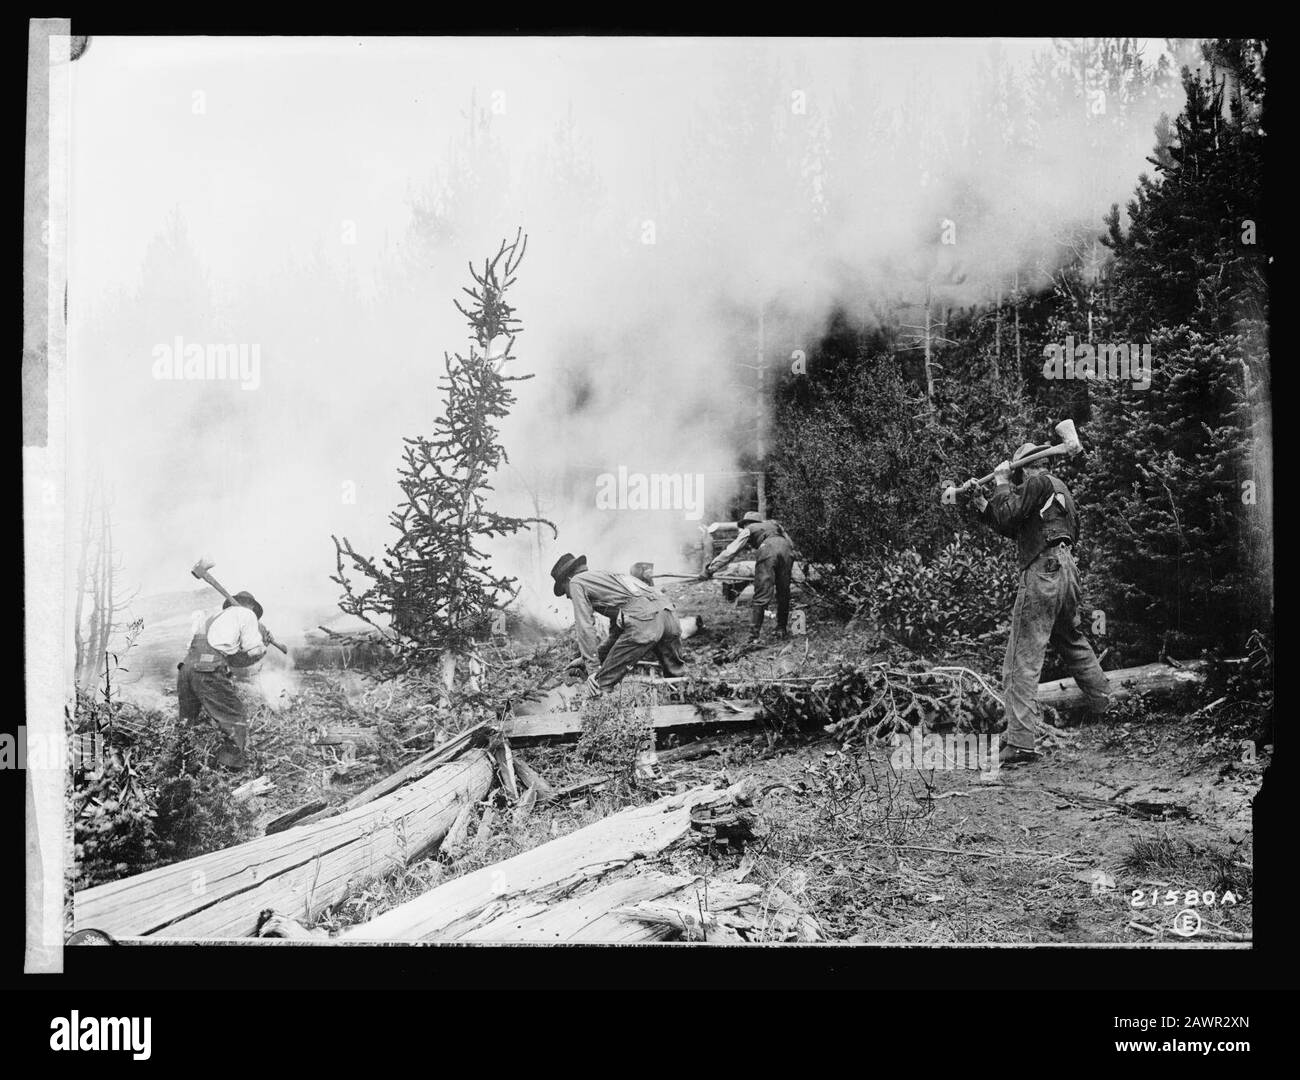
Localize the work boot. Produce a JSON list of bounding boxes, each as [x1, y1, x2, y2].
[[748, 604, 766, 643], [998, 744, 1041, 767]]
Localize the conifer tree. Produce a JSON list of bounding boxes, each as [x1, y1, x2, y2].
[[333, 229, 555, 671]]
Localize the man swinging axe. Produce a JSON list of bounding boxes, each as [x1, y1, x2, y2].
[[703, 511, 795, 642], [952, 420, 1109, 766], [177, 558, 281, 769], [551, 553, 688, 696]]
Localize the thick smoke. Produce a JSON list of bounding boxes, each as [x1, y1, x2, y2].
[[66, 38, 1184, 653]]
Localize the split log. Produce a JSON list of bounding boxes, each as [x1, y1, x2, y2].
[[473, 806, 496, 850], [288, 720, 492, 830], [440, 799, 479, 858], [512, 757, 556, 800], [265, 801, 328, 835], [73, 751, 495, 939], [232, 775, 274, 802], [512, 786, 538, 826], [388, 870, 817, 944], [502, 703, 761, 743], [1038, 661, 1206, 713], [491, 736, 520, 801], [342, 778, 758, 942]]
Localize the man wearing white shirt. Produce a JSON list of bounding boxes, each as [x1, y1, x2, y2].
[[176, 590, 271, 769]]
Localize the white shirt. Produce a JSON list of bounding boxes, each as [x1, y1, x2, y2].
[[206, 605, 265, 659]]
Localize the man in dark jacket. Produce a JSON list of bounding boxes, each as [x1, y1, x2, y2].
[[551, 554, 688, 695], [966, 443, 1110, 765], [176, 590, 272, 769], [704, 511, 795, 642]]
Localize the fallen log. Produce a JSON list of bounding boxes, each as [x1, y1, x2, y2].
[[1038, 661, 1206, 713], [288, 719, 492, 830], [342, 777, 759, 942], [73, 750, 495, 939], [455, 870, 820, 943], [502, 702, 761, 743]]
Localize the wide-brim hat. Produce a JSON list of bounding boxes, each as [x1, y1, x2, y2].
[[737, 510, 763, 529], [222, 590, 264, 620], [630, 561, 655, 586], [551, 553, 588, 596], [1012, 441, 1048, 465]]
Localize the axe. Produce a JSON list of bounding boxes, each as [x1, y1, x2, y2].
[[190, 557, 288, 654], [943, 419, 1081, 503]]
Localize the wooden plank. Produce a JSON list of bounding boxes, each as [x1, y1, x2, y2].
[[342, 779, 755, 942], [1037, 661, 1206, 712], [73, 751, 495, 939], [502, 703, 760, 742]]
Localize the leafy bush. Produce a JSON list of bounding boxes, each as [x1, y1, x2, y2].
[[869, 535, 1018, 655], [806, 536, 1017, 664]]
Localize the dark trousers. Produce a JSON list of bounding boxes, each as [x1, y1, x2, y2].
[[594, 610, 687, 690], [1002, 546, 1110, 748], [751, 536, 794, 633], [177, 659, 249, 751]]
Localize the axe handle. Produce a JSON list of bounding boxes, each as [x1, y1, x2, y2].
[[194, 569, 289, 654], [957, 443, 1072, 492]]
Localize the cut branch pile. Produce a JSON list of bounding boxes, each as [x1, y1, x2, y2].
[[752, 660, 1207, 743], [759, 663, 1002, 743]]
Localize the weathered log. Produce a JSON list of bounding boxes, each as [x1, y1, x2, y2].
[[512, 757, 556, 800], [502, 703, 760, 743], [491, 736, 520, 801], [73, 751, 495, 939], [289, 719, 492, 830], [1037, 661, 1206, 712], [342, 778, 758, 942]]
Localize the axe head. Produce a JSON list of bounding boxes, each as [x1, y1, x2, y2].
[[1054, 418, 1081, 455], [191, 557, 215, 579]]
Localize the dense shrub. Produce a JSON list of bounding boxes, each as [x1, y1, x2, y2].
[[868, 535, 1019, 655], [72, 693, 257, 887]]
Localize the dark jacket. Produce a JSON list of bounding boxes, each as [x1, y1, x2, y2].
[[979, 471, 1079, 571]]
